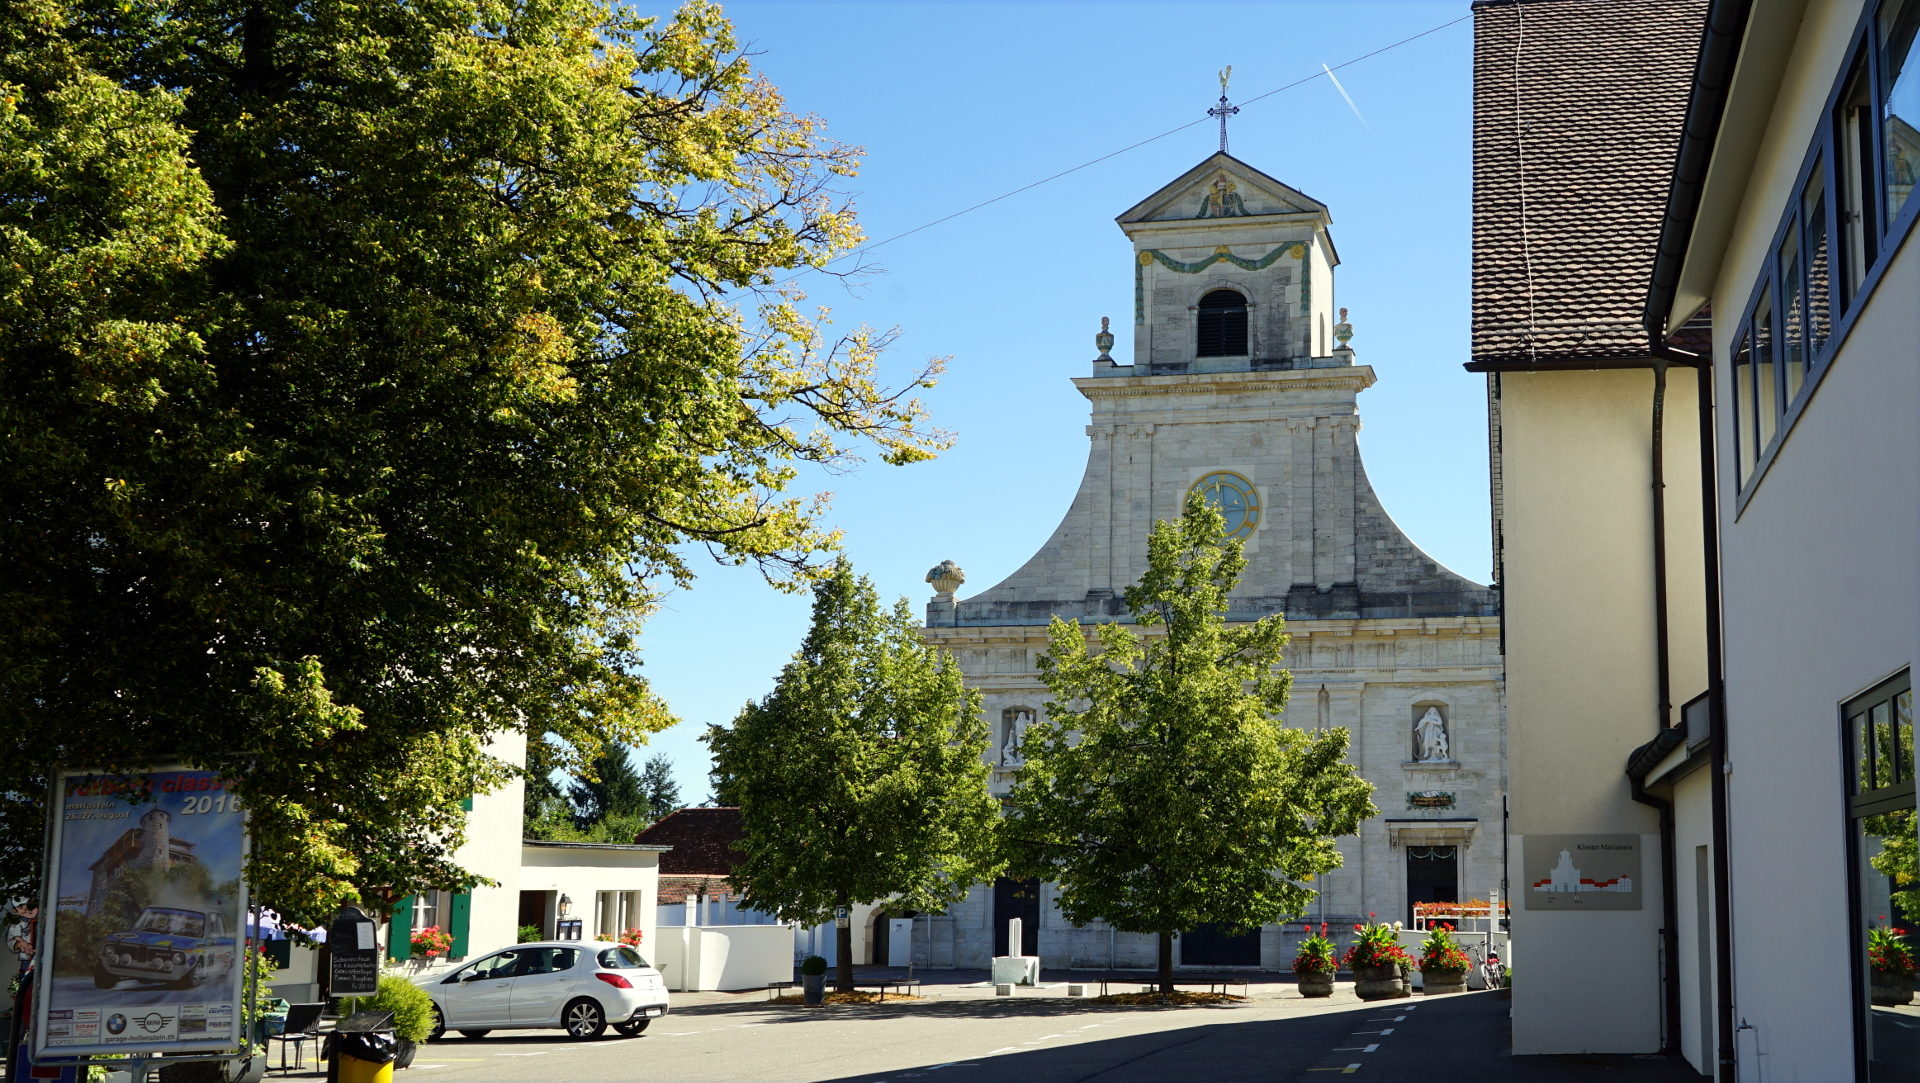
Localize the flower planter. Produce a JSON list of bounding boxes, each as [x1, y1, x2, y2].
[[1421, 966, 1468, 995], [1297, 971, 1335, 998], [1352, 964, 1409, 1001], [1870, 971, 1914, 1007], [801, 973, 826, 1006]]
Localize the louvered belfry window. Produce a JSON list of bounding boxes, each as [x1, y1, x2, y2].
[[1196, 289, 1249, 356]]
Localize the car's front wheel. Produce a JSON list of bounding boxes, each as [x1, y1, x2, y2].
[[612, 1018, 650, 1037], [562, 998, 606, 1040], [428, 1005, 447, 1043]]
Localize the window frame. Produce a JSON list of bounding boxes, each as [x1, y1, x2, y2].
[[1731, 1, 1920, 506], [1195, 288, 1250, 358], [1842, 668, 1915, 1082]]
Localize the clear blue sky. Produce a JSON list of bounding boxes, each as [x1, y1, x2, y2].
[[628, 1, 1485, 806]]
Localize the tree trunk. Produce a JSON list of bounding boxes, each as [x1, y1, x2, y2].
[[1158, 930, 1174, 994], [835, 897, 854, 993]]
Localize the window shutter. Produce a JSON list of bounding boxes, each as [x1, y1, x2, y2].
[[449, 892, 472, 959], [1196, 290, 1249, 356], [390, 896, 414, 960]]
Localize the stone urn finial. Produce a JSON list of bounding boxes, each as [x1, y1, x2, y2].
[[1094, 316, 1114, 361], [1333, 307, 1354, 350], [926, 559, 965, 596]]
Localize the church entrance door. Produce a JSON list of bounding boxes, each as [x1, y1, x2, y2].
[[1180, 922, 1261, 967], [1406, 845, 1459, 924], [992, 878, 1040, 956]]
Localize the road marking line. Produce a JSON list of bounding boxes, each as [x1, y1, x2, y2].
[[984, 1047, 1021, 1056], [497, 1051, 549, 1056], [1037, 1033, 1067, 1040], [1305, 1066, 1361, 1074], [1331, 1044, 1379, 1053], [1350, 1027, 1392, 1035]]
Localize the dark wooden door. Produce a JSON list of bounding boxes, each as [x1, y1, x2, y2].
[[1181, 922, 1261, 966], [1406, 845, 1459, 923], [992, 877, 1040, 956]]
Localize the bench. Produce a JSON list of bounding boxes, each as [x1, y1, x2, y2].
[[1098, 976, 1249, 997], [853, 978, 921, 1002]]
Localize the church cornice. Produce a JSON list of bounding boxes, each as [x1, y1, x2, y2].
[[1074, 366, 1376, 400]]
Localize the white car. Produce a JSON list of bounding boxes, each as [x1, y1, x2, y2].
[[415, 941, 670, 1040]]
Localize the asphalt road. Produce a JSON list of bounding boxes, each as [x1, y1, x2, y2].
[[364, 985, 1698, 1082], [9, 981, 1706, 1081]]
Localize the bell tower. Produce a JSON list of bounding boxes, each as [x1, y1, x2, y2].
[[1112, 152, 1342, 372]]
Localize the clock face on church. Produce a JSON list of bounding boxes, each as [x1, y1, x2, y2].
[[1190, 471, 1260, 539]]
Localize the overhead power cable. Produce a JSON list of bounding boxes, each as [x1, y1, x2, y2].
[[779, 11, 1472, 287]]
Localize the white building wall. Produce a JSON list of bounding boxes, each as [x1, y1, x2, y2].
[[1699, 3, 1919, 1078], [457, 731, 528, 957]]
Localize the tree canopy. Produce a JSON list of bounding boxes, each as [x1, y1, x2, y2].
[[0, 0, 945, 916], [1005, 494, 1377, 991], [707, 560, 999, 990]]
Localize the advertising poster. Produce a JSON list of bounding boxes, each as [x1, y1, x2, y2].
[[33, 768, 249, 1058]]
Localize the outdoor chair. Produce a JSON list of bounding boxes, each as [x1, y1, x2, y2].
[[267, 1001, 326, 1074]]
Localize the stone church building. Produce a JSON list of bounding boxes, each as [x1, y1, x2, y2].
[[914, 152, 1503, 971]]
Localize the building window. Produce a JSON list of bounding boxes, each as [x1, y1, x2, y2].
[[1878, 0, 1917, 227], [1196, 289, 1248, 356], [1845, 670, 1915, 1081], [1733, 0, 1920, 494], [412, 892, 443, 936]]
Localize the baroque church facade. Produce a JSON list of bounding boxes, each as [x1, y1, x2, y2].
[[914, 153, 1504, 971]]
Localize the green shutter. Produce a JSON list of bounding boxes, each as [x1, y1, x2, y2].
[[449, 892, 471, 959], [390, 896, 414, 960]]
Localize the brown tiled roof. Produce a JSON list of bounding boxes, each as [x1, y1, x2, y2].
[[656, 874, 738, 905], [632, 806, 744, 876], [1471, 0, 1708, 365]]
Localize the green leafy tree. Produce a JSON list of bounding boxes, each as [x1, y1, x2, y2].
[[569, 746, 646, 833], [0, 0, 947, 914], [638, 753, 683, 824], [1006, 494, 1377, 993], [707, 560, 999, 991]]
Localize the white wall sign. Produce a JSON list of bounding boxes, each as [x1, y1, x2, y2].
[[1523, 834, 1642, 910]]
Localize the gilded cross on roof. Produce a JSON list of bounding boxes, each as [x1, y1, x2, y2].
[[1208, 66, 1240, 153]]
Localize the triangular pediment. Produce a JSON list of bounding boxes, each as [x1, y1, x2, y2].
[[1116, 152, 1329, 225]]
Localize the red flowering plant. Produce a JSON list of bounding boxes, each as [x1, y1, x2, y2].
[[1341, 914, 1412, 971], [1418, 922, 1471, 974], [1292, 923, 1338, 976], [409, 925, 453, 958], [618, 928, 644, 948], [1867, 921, 1916, 977]]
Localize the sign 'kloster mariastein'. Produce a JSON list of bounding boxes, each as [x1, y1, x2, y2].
[[1523, 834, 1643, 910], [34, 768, 250, 1058]]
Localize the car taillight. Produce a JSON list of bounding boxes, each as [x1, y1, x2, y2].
[[595, 973, 633, 990]]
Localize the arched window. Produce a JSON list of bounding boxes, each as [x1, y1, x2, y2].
[[1196, 289, 1249, 356]]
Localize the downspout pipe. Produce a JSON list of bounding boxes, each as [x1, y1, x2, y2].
[[1628, 727, 1687, 1055], [1644, 0, 1749, 1075], [1650, 333, 1733, 1083]]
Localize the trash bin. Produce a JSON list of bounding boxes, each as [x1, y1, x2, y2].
[[326, 1010, 397, 1083]]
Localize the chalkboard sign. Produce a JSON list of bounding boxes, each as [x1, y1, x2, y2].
[[327, 905, 381, 996], [330, 950, 380, 997]]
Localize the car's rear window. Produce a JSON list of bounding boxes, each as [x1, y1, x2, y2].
[[597, 945, 649, 970]]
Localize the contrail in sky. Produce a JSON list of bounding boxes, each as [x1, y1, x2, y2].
[[1322, 63, 1370, 130]]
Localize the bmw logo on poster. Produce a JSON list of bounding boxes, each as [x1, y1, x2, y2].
[[33, 768, 249, 1058]]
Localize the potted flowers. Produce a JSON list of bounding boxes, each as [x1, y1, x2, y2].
[[1417, 922, 1470, 995], [1868, 922, 1915, 1006], [1292, 923, 1337, 997], [409, 925, 454, 959], [618, 928, 644, 948], [1343, 915, 1412, 1001]]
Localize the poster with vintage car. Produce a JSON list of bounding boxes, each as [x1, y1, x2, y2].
[[33, 768, 249, 1058]]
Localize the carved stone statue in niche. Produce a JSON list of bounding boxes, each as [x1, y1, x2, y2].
[[1000, 708, 1035, 766], [1413, 706, 1451, 762]]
